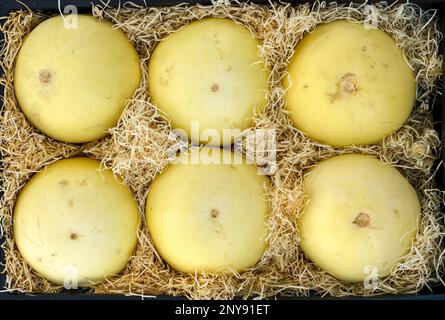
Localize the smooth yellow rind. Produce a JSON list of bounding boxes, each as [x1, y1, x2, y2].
[[284, 20, 415, 147], [14, 15, 141, 143], [146, 148, 269, 274], [13, 157, 140, 286], [299, 154, 419, 282], [149, 18, 269, 145]]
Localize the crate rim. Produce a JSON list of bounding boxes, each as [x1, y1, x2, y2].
[[0, 0, 444, 300]]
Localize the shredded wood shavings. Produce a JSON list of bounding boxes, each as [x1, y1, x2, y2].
[[0, 1, 444, 298]]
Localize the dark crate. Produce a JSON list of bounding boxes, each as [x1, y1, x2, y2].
[[0, 0, 444, 300]]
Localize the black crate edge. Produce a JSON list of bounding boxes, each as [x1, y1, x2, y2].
[[0, 0, 444, 300]]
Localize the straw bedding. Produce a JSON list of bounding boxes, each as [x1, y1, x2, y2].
[[0, 1, 444, 298]]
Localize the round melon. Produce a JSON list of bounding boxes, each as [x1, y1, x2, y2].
[[148, 18, 269, 145], [299, 153, 420, 282], [13, 157, 139, 286], [14, 15, 141, 143], [146, 148, 269, 273], [284, 20, 415, 147]]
